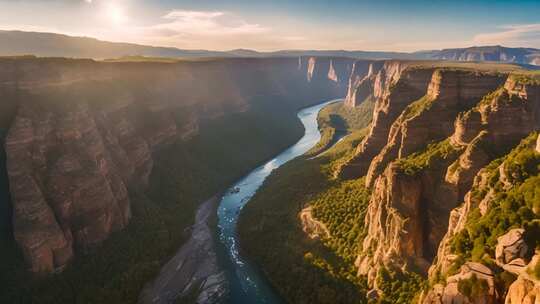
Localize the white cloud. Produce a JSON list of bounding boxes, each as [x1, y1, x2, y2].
[[145, 10, 268, 39], [472, 24, 540, 47]]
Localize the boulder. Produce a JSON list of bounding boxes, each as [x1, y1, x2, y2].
[[423, 262, 497, 304], [505, 254, 540, 304], [505, 277, 538, 304], [495, 228, 528, 267]]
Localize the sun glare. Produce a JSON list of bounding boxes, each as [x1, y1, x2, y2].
[[105, 3, 127, 25]]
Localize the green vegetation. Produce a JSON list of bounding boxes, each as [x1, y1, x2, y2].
[[239, 103, 380, 303], [308, 99, 374, 157], [402, 96, 435, 120], [475, 87, 524, 113], [238, 101, 431, 303], [0, 98, 307, 304], [450, 133, 540, 270], [377, 267, 425, 304], [396, 139, 461, 176], [324, 98, 375, 131], [239, 103, 373, 304], [406, 61, 524, 74], [238, 155, 369, 304], [475, 87, 505, 108], [457, 274, 489, 301], [508, 72, 540, 85], [311, 178, 371, 267]]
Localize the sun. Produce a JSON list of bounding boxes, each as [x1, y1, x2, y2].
[[105, 3, 127, 25]]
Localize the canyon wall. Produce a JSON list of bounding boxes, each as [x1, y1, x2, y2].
[[340, 61, 435, 178], [0, 56, 361, 273], [336, 61, 540, 300]]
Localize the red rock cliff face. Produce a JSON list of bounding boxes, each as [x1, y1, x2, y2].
[[344, 61, 384, 107], [303, 56, 355, 91], [428, 78, 540, 280], [340, 61, 434, 178], [352, 70, 540, 291], [2, 56, 354, 273], [423, 135, 540, 304], [365, 70, 506, 186]]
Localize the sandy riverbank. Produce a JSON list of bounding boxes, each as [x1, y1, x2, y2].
[[139, 195, 228, 304]]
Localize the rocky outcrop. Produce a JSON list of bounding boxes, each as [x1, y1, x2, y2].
[[303, 56, 355, 88], [7, 101, 134, 273], [2, 56, 355, 273], [356, 163, 427, 284], [327, 58, 356, 84], [505, 254, 540, 304], [356, 141, 462, 285], [506, 277, 540, 304], [424, 241, 540, 304], [340, 61, 434, 178], [423, 229, 538, 304], [495, 228, 528, 268], [421, 131, 540, 303], [300, 206, 330, 240], [365, 70, 505, 186], [343, 64, 540, 295], [427, 78, 540, 279], [6, 94, 180, 272], [344, 61, 382, 107], [423, 262, 497, 304]]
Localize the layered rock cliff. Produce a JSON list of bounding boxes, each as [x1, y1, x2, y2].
[[1, 56, 357, 273], [302, 56, 356, 90], [340, 61, 435, 178], [422, 132, 540, 303], [343, 60, 381, 107], [332, 61, 540, 300], [364, 70, 506, 187]]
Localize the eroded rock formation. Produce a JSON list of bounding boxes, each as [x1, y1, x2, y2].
[[422, 132, 540, 303], [344, 60, 381, 107], [2, 56, 356, 273], [334, 61, 540, 296], [340, 61, 435, 178]]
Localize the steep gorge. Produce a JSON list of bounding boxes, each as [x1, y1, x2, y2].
[[0, 56, 362, 277], [207, 58, 540, 304], [341, 61, 540, 302], [3, 55, 539, 304]]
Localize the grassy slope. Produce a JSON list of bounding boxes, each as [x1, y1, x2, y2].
[[0, 98, 306, 304], [307, 98, 374, 158], [238, 102, 373, 304]]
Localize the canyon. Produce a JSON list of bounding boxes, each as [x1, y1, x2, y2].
[[1, 52, 539, 304], [338, 61, 540, 302], [239, 58, 539, 304], [0, 56, 357, 276]]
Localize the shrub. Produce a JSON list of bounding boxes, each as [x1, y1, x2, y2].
[[457, 274, 489, 300], [397, 139, 461, 176]]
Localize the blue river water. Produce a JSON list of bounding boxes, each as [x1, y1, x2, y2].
[[216, 99, 337, 304]]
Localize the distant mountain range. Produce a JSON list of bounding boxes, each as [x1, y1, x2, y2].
[[423, 45, 540, 66], [1, 30, 539, 65]]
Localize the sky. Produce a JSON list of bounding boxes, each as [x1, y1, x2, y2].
[[0, 0, 539, 52]]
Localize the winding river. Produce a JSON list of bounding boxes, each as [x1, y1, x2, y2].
[[216, 99, 338, 304]]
